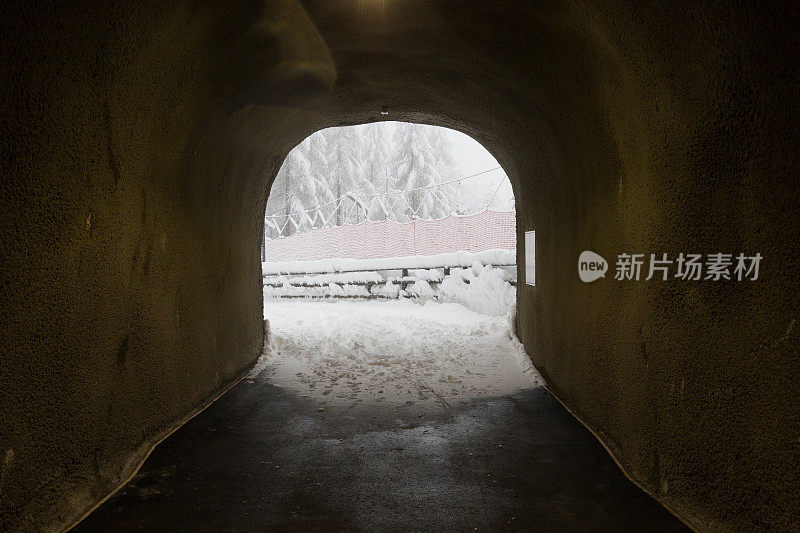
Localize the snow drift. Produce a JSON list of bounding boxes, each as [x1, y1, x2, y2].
[[439, 262, 516, 317]]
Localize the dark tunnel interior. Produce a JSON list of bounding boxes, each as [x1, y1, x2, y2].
[[0, 0, 798, 531]]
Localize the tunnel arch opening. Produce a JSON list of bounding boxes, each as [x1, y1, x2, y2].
[[255, 121, 538, 411]]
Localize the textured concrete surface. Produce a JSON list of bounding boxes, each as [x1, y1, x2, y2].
[[73, 374, 688, 532], [1, 0, 798, 531]]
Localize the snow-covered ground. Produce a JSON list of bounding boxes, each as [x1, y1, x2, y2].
[[251, 299, 542, 412]]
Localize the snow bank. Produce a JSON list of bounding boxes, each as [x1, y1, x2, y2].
[[253, 299, 542, 409], [262, 249, 515, 275], [407, 279, 436, 297], [440, 262, 516, 316]]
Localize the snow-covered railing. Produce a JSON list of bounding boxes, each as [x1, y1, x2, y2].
[[262, 249, 515, 276], [262, 250, 517, 313], [262, 264, 516, 315], [263, 268, 450, 299]]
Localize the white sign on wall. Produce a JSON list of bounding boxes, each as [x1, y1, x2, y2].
[[525, 230, 535, 286]]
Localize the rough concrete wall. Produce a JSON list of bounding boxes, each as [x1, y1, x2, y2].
[[0, 1, 333, 530], [0, 0, 797, 531], [510, 3, 800, 530]]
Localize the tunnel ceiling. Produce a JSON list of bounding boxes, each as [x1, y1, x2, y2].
[[1, 1, 798, 531]]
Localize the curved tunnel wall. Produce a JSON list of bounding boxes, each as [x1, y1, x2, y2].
[[0, 1, 797, 531]]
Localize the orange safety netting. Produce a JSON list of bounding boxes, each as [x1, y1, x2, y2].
[[262, 210, 516, 262]]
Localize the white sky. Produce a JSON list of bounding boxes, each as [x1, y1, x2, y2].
[[443, 128, 501, 176]]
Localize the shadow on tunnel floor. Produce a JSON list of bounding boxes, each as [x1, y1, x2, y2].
[[73, 373, 689, 532]]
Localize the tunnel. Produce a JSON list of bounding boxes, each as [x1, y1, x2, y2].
[[1, 0, 798, 531]]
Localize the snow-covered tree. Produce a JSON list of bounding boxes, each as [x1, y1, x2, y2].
[[390, 123, 447, 221], [360, 123, 393, 220], [305, 130, 328, 171], [265, 138, 335, 237], [265, 122, 513, 239], [362, 124, 392, 189], [429, 127, 459, 214], [325, 127, 364, 225], [298, 133, 336, 227]]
